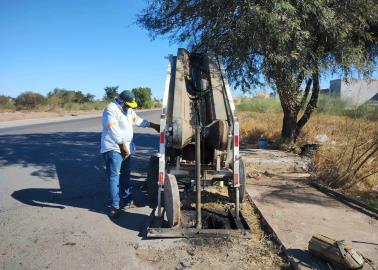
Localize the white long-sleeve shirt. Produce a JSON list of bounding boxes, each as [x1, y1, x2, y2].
[[100, 99, 150, 154]]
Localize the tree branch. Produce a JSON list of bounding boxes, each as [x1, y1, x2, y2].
[[296, 66, 320, 135], [297, 78, 312, 111]]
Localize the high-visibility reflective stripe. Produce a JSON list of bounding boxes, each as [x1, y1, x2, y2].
[[234, 173, 239, 185], [107, 120, 117, 129], [159, 172, 164, 185], [160, 132, 165, 144], [234, 135, 239, 147], [233, 120, 240, 187]]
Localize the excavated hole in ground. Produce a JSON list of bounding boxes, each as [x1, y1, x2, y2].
[[176, 187, 239, 230], [179, 209, 230, 229]]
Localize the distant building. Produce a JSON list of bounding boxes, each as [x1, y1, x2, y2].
[[329, 78, 378, 106]]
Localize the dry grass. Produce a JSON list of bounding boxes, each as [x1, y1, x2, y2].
[[239, 112, 282, 143], [238, 111, 378, 206]]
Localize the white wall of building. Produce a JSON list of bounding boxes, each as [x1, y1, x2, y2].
[[329, 79, 378, 106]]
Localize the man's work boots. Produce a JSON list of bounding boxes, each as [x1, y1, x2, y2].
[[109, 207, 120, 219]]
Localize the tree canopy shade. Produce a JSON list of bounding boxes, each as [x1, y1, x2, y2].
[[138, 0, 378, 142]]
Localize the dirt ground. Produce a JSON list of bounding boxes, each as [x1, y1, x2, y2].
[[136, 186, 288, 270]]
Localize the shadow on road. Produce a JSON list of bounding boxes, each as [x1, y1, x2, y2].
[[250, 183, 343, 208], [286, 249, 328, 269], [0, 131, 158, 233]]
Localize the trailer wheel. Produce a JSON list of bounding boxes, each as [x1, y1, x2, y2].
[[164, 174, 180, 227], [228, 158, 246, 203], [147, 155, 159, 205]]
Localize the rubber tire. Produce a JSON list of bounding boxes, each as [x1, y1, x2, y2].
[[228, 158, 246, 203], [147, 154, 159, 205], [164, 174, 180, 227]]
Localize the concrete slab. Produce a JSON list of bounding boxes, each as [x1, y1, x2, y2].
[[244, 149, 378, 269]]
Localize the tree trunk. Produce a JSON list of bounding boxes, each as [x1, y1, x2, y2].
[[281, 110, 299, 142], [276, 83, 300, 143]]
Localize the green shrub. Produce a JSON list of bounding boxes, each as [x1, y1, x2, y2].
[[63, 101, 105, 111], [78, 102, 103, 110], [316, 97, 378, 120], [63, 102, 80, 111], [79, 103, 92, 110], [15, 92, 46, 110], [316, 96, 349, 115], [345, 101, 378, 120], [94, 101, 106, 110], [0, 95, 16, 111], [132, 87, 153, 109], [153, 101, 162, 108]]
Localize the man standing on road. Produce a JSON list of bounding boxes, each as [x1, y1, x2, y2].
[[100, 90, 159, 218]]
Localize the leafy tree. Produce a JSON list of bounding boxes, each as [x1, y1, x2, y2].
[[84, 93, 96, 103], [15, 91, 46, 110], [47, 88, 75, 105], [104, 86, 119, 101], [0, 95, 15, 110], [132, 87, 153, 109], [47, 88, 96, 105], [138, 0, 378, 142], [73, 91, 86, 103]]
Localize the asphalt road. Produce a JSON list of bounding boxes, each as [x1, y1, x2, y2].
[[0, 109, 174, 270]]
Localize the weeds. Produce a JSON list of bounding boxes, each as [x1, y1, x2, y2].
[[237, 96, 378, 120], [237, 97, 282, 113], [316, 96, 349, 115], [310, 118, 378, 190], [238, 109, 378, 206]]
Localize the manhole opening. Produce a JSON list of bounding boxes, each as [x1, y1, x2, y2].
[[204, 214, 226, 229], [179, 209, 232, 229]]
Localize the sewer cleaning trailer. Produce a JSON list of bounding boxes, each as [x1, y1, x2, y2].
[[147, 48, 248, 237]]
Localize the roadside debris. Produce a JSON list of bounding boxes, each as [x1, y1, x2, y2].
[[300, 143, 320, 157], [248, 172, 262, 181], [309, 234, 374, 270], [314, 134, 328, 143], [257, 136, 269, 149], [176, 260, 191, 269]]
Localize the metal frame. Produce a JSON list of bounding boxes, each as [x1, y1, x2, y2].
[[217, 56, 241, 219], [157, 56, 172, 217], [233, 120, 240, 219], [147, 209, 252, 239], [156, 53, 244, 226]]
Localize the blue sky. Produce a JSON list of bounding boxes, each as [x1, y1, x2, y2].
[[0, 1, 376, 99], [0, 0, 177, 99]]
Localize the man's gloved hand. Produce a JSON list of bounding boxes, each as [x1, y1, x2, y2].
[[118, 144, 130, 159], [149, 123, 160, 133]]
